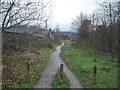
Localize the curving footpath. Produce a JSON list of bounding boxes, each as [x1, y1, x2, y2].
[[34, 43, 83, 89]]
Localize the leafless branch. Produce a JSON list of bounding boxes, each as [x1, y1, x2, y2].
[[0, 0, 52, 31]]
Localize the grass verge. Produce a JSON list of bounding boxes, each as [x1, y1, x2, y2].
[[52, 70, 70, 89], [3, 47, 53, 88], [61, 43, 118, 88]]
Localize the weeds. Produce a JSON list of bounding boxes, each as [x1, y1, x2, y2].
[[52, 70, 70, 88], [2, 32, 58, 88]]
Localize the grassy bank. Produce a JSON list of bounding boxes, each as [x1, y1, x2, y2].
[[2, 32, 58, 88], [52, 70, 70, 88], [3, 45, 54, 88], [61, 43, 118, 88]]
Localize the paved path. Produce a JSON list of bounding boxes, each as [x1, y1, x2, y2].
[[34, 43, 83, 89]]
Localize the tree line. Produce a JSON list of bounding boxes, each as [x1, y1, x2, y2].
[[72, 0, 119, 60]]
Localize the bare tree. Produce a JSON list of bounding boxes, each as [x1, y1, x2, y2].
[[71, 15, 81, 32], [95, 0, 118, 25], [0, 0, 52, 31], [95, 0, 118, 55], [71, 12, 92, 46]]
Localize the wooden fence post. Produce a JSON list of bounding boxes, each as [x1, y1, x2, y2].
[[93, 64, 97, 85], [27, 59, 30, 80], [60, 63, 63, 85]]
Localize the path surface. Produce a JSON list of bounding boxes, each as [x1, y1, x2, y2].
[[34, 43, 83, 88]]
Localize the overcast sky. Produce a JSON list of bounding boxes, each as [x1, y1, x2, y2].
[[48, 0, 96, 31]]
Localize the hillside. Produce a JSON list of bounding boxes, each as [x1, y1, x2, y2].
[[60, 31, 77, 40]]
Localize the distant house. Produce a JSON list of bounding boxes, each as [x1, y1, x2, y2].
[[5, 26, 29, 34], [4, 26, 49, 38], [33, 29, 49, 38]]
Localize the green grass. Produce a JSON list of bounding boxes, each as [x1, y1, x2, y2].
[[52, 70, 70, 89], [61, 43, 118, 88]]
